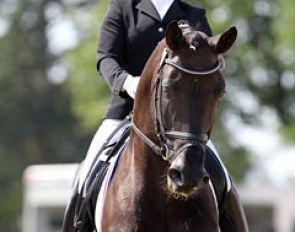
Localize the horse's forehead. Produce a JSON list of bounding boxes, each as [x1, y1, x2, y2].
[[184, 31, 208, 46]]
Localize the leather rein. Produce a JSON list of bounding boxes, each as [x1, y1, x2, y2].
[[132, 48, 223, 162]]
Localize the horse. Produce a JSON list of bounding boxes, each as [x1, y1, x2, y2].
[[63, 21, 248, 232], [100, 21, 239, 232]]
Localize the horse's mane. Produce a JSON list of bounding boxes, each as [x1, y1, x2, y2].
[[177, 20, 193, 34], [177, 20, 206, 35]]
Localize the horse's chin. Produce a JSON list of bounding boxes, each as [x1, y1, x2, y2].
[[167, 178, 198, 199]]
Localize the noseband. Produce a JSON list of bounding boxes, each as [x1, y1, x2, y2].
[[132, 48, 223, 162]]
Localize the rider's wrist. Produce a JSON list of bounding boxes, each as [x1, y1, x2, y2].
[[122, 74, 133, 92]]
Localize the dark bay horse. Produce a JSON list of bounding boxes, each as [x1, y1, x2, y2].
[[100, 21, 239, 232]]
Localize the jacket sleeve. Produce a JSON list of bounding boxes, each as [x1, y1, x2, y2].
[[200, 9, 212, 36], [96, 0, 129, 97], [202, 13, 212, 36]]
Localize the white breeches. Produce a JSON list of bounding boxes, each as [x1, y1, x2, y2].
[[78, 119, 123, 192]]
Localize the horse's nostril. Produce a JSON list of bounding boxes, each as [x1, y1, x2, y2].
[[168, 168, 183, 185], [202, 175, 210, 184]]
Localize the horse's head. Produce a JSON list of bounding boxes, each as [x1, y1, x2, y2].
[[133, 21, 237, 198], [161, 21, 237, 197]]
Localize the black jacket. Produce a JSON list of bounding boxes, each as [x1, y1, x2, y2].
[[97, 0, 212, 119]]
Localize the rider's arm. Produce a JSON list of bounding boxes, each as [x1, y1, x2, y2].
[[96, 0, 129, 97], [200, 11, 212, 37]]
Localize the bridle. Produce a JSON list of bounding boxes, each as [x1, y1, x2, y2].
[[132, 48, 223, 162]]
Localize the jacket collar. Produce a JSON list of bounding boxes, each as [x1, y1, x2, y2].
[[162, 0, 185, 24], [136, 0, 184, 23]]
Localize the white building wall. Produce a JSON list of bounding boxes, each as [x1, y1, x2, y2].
[[22, 164, 78, 232]]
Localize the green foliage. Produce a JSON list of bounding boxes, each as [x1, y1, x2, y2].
[[274, 0, 295, 54], [273, 0, 295, 142], [65, 36, 109, 134], [64, 0, 110, 134], [0, 0, 91, 230]]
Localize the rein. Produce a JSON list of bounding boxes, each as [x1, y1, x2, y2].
[[132, 48, 222, 162]]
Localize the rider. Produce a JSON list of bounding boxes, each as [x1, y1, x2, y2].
[[78, 0, 248, 230]]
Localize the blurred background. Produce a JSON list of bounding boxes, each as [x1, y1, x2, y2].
[[0, 0, 294, 231]]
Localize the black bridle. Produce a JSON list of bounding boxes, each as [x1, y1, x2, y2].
[[132, 48, 223, 162]]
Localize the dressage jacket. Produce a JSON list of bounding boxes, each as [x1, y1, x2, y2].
[[96, 0, 212, 119]]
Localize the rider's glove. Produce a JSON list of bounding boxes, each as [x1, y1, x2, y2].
[[122, 74, 140, 99]]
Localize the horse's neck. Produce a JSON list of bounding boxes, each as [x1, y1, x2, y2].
[[133, 41, 165, 115], [126, 134, 167, 184], [132, 42, 166, 143]]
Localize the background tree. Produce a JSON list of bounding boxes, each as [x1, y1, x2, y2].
[[0, 0, 91, 229]]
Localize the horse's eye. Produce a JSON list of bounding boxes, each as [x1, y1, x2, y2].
[[162, 79, 179, 89], [215, 88, 226, 98], [162, 79, 172, 87]]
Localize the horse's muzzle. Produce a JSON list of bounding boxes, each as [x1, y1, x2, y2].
[[167, 168, 209, 196], [166, 147, 209, 196]]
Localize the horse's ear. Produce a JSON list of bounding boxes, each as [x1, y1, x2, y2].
[[165, 21, 184, 51], [209, 26, 237, 54]]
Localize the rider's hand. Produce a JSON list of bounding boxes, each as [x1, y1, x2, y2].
[[122, 74, 140, 99]]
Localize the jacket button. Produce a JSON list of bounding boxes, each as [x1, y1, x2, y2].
[[158, 27, 164, 33]]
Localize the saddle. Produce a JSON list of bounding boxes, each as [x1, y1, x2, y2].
[[72, 116, 131, 232], [66, 116, 229, 232]]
